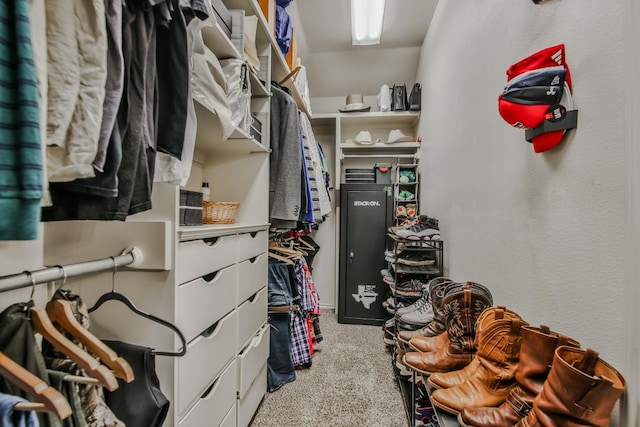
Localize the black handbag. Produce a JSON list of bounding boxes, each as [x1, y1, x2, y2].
[[392, 84, 408, 111], [409, 83, 421, 111]]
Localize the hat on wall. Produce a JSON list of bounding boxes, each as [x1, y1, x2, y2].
[[498, 44, 576, 153], [339, 94, 371, 113]]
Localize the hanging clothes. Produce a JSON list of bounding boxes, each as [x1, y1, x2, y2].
[[41, 290, 124, 427], [300, 114, 332, 218], [289, 258, 313, 367], [266, 260, 297, 391], [0, 0, 43, 240], [0, 392, 39, 427], [47, 370, 88, 427], [270, 85, 302, 229], [45, 0, 108, 182], [102, 341, 169, 427], [0, 303, 62, 427]]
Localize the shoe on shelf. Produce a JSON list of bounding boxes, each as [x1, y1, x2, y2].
[[393, 279, 428, 297], [405, 204, 417, 218], [399, 170, 416, 183], [396, 205, 407, 218], [397, 190, 415, 201], [397, 296, 435, 329], [394, 221, 440, 240], [395, 251, 436, 266]]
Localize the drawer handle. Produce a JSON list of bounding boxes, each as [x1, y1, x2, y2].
[[201, 320, 221, 339], [202, 270, 220, 282], [249, 232, 258, 238], [202, 237, 220, 246], [201, 264, 232, 283], [199, 376, 220, 400], [249, 256, 258, 263]]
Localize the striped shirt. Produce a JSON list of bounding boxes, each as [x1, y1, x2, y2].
[[0, 0, 42, 240]]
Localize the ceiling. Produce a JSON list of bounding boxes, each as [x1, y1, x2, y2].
[[286, 0, 438, 98]]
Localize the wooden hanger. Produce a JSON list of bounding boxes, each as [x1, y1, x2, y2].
[[46, 299, 134, 383], [296, 237, 315, 251], [30, 307, 119, 392], [268, 251, 294, 265], [0, 351, 72, 418], [268, 242, 304, 258]]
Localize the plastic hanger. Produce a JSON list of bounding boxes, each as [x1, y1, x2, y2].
[[46, 266, 134, 383], [87, 258, 187, 357], [0, 351, 72, 418], [22, 271, 119, 392]]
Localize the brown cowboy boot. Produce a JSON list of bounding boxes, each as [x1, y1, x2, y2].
[[429, 306, 528, 415], [402, 282, 492, 375], [396, 277, 454, 350], [458, 325, 580, 426], [514, 346, 626, 427]]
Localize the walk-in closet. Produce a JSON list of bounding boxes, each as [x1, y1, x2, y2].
[[0, 0, 638, 426]]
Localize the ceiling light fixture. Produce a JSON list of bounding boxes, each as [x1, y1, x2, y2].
[[351, 0, 386, 46]]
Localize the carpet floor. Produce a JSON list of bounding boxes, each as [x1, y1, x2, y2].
[[249, 311, 408, 427]]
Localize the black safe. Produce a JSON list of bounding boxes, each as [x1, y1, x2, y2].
[[338, 184, 394, 325]]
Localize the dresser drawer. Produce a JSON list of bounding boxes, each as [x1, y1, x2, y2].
[[237, 287, 267, 349], [237, 362, 267, 427], [178, 359, 236, 427], [237, 230, 268, 262], [177, 309, 238, 416], [176, 264, 238, 342], [237, 253, 267, 305], [176, 235, 237, 284], [237, 323, 269, 399], [220, 404, 236, 427]]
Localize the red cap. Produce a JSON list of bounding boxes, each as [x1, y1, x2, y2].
[[531, 130, 565, 153], [506, 44, 572, 91], [498, 96, 550, 129]]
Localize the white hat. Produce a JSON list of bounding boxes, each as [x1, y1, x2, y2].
[[346, 130, 373, 145], [384, 129, 415, 143], [339, 94, 371, 113]]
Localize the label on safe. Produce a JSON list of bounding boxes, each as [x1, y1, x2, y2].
[[352, 284, 378, 309], [353, 200, 381, 207]]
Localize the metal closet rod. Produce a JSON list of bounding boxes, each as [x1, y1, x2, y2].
[[0, 247, 143, 294]]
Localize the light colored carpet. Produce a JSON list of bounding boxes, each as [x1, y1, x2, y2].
[[249, 311, 408, 427]]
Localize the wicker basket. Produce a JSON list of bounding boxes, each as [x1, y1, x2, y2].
[[202, 201, 240, 224]]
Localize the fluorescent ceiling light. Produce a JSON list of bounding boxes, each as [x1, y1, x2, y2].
[[351, 0, 385, 46]]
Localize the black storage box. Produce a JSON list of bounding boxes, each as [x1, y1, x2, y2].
[[375, 163, 392, 184], [179, 189, 203, 226], [212, 0, 233, 38]]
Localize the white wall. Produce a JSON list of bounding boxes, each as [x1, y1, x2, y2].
[[417, 0, 634, 423]]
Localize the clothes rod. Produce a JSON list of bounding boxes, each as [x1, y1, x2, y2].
[[0, 247, 143, 294]]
